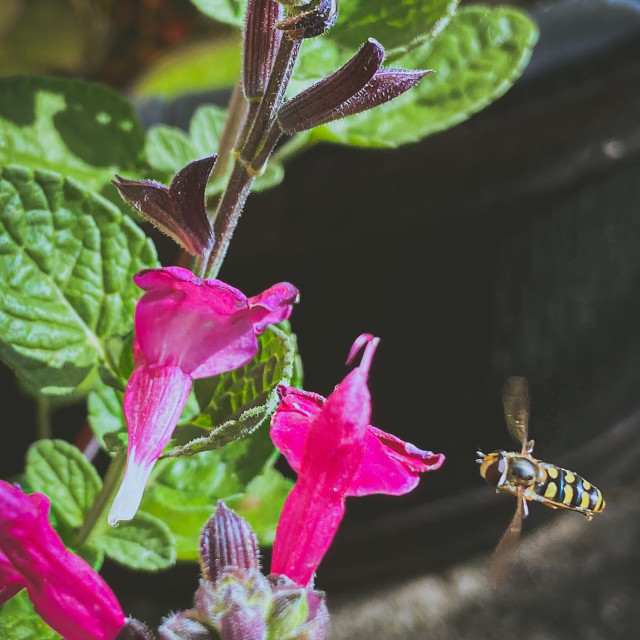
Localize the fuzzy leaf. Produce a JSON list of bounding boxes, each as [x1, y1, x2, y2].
[[92, 511, 176, 571], [25, 439, 101, 530], [87, 382, 126, 449], [311, 7, 538, 148], [329, 0, 459, 54], [0, 592, 61, 640], [0, 166, 158, 394], [0, 75, 145, 193], [165, 323, 298, 457], [189, 0, 247, 27], [145, 105, 283, 194]]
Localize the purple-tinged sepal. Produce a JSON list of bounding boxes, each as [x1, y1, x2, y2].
[[278, 38, 433, 133], [244, 0, 284, 99], [200, 500, 260, 584], [113, 155, 216, 255], [158, 613, 212, 640], [276, 0, 338, 39], [115, 619, 155, 640]]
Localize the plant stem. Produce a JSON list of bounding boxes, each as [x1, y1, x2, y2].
[[75, 451, 126, 546], [201, 35, 303, 278], [210, 81, 248, 182]]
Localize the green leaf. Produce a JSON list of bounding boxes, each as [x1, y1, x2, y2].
[[0, 75, 145, 192], [92, 510, 176, 571], [145, 104, 284, 195], [311, 7, 539, 148], [87, 382, 125, 449], [25, 439, 101, 530], [0, 592, 60, 640], [189, 0, 246, 27], [131, 37, 241, 99], [228, 466, 292, 545], [142, 428, 287, 559], [329, 0, 459, 54], [0, 165, 158, 394], [165, 323, 298, 457]]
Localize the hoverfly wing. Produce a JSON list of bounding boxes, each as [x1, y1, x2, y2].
[[490, 489, 527, 586], [502, 376, 530, 453]]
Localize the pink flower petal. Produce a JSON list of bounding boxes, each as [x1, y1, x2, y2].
[[348, 427, 445, 496], [271, 386, 445, 496], [109, 364, 192, 526], [271, 361, 371, 586], [247, 282, 299, 333], [0, 546, 26, 604], [0, 481, 125, 640]]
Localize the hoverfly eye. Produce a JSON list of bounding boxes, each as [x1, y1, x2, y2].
[[485, 457, 506, 487]]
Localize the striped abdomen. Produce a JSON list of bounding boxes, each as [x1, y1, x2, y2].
[[533, 462, 605, 517]]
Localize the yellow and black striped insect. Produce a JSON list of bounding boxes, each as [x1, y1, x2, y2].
[[476, 377, 605, 576]]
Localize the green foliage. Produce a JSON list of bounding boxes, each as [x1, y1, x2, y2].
[[0, 75, 145, 193], [309, 7, 539, 148], [0, 166, 157, 394], [0, 592, 60, 640], [189, 0, 247, 27], [329, 0, 459, 54], [25, 439, 101, 530], [131, 38, 241, 100], [167, 323, 299, 457], [141, 429, 290, 559], [92, 511, 176, 571], [145, 104, 284, 194]]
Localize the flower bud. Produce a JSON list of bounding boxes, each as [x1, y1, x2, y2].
[[200, 501, 260, 584], [276, 0, 338, 39], [278, 38, 433, 133], [112, 155, 216, 255], [244, 0, 284, 99], [267, 590, 309, 638]]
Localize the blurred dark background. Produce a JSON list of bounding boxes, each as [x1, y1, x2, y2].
[[2, 0, 640, 632]]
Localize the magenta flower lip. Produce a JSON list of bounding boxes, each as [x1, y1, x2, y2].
[[0, 481, 125, 640], [270, 334, 445, 586], [108, 267, 299, 526]]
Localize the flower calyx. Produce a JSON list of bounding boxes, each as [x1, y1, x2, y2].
[[278, 38, 433, 133], [160, 502, 328, 640], [113, 155, 216, 256]]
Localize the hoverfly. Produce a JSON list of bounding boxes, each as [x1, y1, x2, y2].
[[477, 376, 605, 579]]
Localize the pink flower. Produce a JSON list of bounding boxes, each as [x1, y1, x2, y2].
[[270, 334, 445, 586], [109, 267, 299, 526], [0, 480, 125, 640]]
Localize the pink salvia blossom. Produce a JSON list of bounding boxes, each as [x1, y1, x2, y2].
[[0, 480, 125, 640], [270, 334, 445, 586], [109, 267, 299, 526]]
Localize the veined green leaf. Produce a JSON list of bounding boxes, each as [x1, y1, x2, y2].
[[311, 7, 538, 148], [329, 0, 459, 55], [92, 510, 176, 571], [0, 75, 145, 193], [25, 439, 101, 530], [0, 165, 157, 394], [165, 323, 298, 457]]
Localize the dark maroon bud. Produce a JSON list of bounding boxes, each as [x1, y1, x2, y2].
[[115, 618, 155, 640], [112, 155, 216, 256], [278, 38, 432, 132], [200, 500, 260, 584], [244, 0, 284, 99], [276, 0, 338, 39]]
